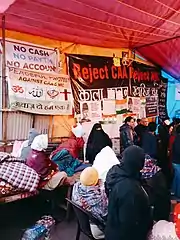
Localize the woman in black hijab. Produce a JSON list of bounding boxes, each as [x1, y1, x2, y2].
[[85, 123, 112, 164], [105, 146, 152, 240]]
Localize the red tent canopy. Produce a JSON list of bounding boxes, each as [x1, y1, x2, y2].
[[0, 0, 180, 78]]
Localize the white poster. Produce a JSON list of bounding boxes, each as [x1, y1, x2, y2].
[[107, 87, 128, 100], [7, 67, 73, 115], [103, 99, 116, 115], [175, 84, 180, 100], [128, 97, 141, 116], [139, 98, 146, 118], [5, 40, 58, 74], [80, 101, 102, 122]]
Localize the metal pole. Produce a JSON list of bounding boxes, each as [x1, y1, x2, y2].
[[2, 15, 8, 149]]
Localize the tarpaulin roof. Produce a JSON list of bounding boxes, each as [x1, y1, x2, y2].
[[1, 0, 180, 78]]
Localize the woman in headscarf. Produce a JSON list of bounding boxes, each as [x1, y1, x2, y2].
[[20, 128, 39, 160], [105, 146, 152, 240], [26, 134, 69, 190], [92, 146, 119, 182], [141, 155, 171, 221], [86, 123, 112, 164], [51, 125, 84, 160], [72, 167, 108, 239]]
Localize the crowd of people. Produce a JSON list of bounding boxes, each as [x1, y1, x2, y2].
[[71, 117, 180, 240], [11, 117, 180, 239]]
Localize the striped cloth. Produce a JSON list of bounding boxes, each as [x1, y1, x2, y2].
[[0, 152, 40, 192]]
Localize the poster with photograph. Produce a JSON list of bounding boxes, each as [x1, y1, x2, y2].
[[139, 98, 146, 118], [127, 97, 141, 116], [80, 101, 102, 122]]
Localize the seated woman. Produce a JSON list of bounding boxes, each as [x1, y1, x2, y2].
[[86, 123, 112, 164], [20, 128, 39, 160], [93, 146, 119, 182], [141, 155, 171, 221], [51, 125, 84, 160], [72, 167, 108, 239], [26, 134, 72, 190]]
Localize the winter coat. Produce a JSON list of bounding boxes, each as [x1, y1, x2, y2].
[[142, 132, 158, 158], [172, 134, 180, 164], [26, 149, 57, 179], [120, 124, 137, 153], [105, 146, 152, 240], [135, 124, 147, 146]]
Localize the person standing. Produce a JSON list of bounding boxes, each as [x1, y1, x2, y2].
[[86, 123, 112, 164], [172, 125, 180, 197], [158, 119, 171, 187], [105, 146, 152, 240], [120, 116, 137, 153], [134, 118, 148, 146], [142, 122, 158, 159]]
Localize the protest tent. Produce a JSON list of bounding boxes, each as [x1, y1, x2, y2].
[[0, 0, 179, 141]]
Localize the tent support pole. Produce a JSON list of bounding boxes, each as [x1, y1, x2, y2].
[[135, 35, 180, 50], [2, 15, 8, 149]]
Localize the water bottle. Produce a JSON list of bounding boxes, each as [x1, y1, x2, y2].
[[21, 224, 47, 240]]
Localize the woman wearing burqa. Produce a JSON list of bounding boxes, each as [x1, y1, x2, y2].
[[86, 123, 112, 164], [105, 146, 152, 240]]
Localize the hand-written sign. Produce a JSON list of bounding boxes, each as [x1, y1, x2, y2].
[[7, 67, 73, 115], [5, 40, 58, 74]]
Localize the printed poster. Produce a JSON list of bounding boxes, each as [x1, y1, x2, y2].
[[7, 67, 73, 115], [146, 96, 158, 117], [80, 101, 102, 122], [103, 99, 116, 116], [158, 79, 168, 121], [139, 98, 146, 118], [127, 97, 141, 117], [69, 54, 160, 117], [5, 40, 58, 74]]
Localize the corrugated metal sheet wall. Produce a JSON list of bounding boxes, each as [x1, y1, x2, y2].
[[6, 113, 51, 141], [34, 115, 50, 135], [7, 112, 33, 141]]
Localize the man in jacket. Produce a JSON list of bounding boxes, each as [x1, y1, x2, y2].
[[134, 117, 148, 146], [105, 146, 152, 240], [120, 116, 137, 153]]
